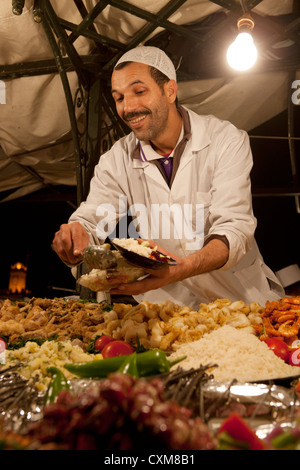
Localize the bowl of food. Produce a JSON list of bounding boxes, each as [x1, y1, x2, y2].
[[111, 238, 177, 270], [78, 250, 147, 291]]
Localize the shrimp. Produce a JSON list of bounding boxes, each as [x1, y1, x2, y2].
[[256, 297, 300, 341], [282, 297, 300, 307], [276, 313, 296, 323], [263, 301, 287, 316], [261, 317, 284, 337], [278, 319, 300, 338]]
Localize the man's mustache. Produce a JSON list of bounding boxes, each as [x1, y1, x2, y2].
[[123, 110, 151, 121]]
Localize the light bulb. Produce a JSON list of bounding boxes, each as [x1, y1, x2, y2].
[[227, 31, 257, 71]]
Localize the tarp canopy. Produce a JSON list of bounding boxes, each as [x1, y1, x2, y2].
[[0, 0, 299, 203]]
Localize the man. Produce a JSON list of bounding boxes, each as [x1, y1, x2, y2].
[[52, 46, 284, 308]]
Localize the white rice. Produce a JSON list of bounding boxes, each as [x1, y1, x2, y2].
[[169, 325, 300, 382], [112, 238, 154, 258]]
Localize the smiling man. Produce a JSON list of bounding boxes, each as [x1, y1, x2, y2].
[[52, 46, 284, 308], [111, 59, 181, 152]]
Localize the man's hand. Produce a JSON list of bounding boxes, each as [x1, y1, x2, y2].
[[110, 240, 184, 295], [109, 262, 185, 295], [110, 238, 229, 296], [52, 222, 89, 265]]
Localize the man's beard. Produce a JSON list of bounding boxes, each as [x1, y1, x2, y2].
[[123, 104, 169, 142]]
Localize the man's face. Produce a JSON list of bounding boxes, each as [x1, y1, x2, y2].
[[111, 62, 170, 142]]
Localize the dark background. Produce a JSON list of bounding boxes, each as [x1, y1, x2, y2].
[[0, 108, 299, 299]]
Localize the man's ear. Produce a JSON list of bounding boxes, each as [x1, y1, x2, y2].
[[165, 80, 178, 104]]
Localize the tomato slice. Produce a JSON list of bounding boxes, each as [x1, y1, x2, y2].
[[263, 337, 289, 362], [101, 340, 135, 359]]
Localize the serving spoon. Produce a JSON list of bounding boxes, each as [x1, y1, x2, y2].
[[81, 244, 118, 270], [52, 244, 118, 270]]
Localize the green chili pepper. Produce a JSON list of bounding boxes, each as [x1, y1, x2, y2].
[[64, 350, 186, 378], [44, 366, 70, 405], [217, 432, 250, 450], [118, 352, 139, 378], [271, 429, 300, 449], [135, 350, 186, 376]]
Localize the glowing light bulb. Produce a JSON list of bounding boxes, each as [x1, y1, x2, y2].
[[227, 31, 257, 71]]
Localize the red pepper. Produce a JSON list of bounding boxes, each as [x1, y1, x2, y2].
[[218, 413, 266, 450]]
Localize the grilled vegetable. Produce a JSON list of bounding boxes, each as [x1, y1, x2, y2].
[[271, 428, 300, 449], [217, 413, 265, 450]]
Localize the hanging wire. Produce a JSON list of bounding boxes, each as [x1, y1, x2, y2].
[[240, 0, 248, 14]]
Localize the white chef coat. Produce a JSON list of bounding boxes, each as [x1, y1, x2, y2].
[[69, 106, 284, 308]]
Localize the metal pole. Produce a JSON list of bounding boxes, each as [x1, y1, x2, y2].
[[288, 71, 300, 213], [37, 1, 85, 205]]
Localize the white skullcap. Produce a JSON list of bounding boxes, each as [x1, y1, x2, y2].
[[114, 46, 176, 82]]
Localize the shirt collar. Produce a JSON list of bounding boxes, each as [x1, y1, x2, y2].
[[132, 104, 191, 161], [139, 126, 183, 162]]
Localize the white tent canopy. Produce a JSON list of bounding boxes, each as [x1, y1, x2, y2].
[[0, 0, 299, 202]]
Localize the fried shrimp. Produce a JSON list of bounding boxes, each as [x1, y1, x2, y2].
[[278, 319, 300, 338], [256, 296, 300, 344]]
